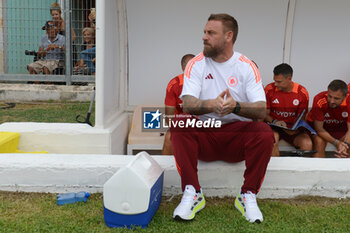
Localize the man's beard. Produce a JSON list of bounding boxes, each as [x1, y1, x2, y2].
[[203, 41, 225, 58], [203, 45, 219, 58], [328, 102, 339, 109]]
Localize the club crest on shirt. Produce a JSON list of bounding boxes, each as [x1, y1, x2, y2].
[[293, 99, 299, 106], [227, 76, 238, 87], [342, 112, 348, 118]]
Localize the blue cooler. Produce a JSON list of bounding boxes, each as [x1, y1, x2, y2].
[[103, 151, 164, 228]]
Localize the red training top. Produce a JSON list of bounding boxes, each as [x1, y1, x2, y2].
[[165, 73, 184, 115], [265, 82, 309, 126], [307, 91, 350, 133]]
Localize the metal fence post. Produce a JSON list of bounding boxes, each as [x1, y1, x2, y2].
[[64, 0, 72, 85]]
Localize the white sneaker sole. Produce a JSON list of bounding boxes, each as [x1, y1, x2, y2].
[[173, 199, 206, 221], [234, 197, 263, 223]]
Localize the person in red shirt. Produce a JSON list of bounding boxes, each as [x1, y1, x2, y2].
[[307, 80, 350, 158], [264, 63, 312, 156], [162, 54, 195, 155]]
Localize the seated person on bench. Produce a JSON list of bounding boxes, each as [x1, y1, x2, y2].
[[162, 53, 195, 155], [27, 21, 65, 75], [307, 79, 350, 158], [264, 63, 312, 156]]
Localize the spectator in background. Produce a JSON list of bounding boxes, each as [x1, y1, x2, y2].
[[307, 80, 350, 158], [73, 27, 96, 75], [27, 21, 65, 75], [88, 8, 96, 29], [50, 2, 76, 42], [264, 63, 312, 156], [162, 53, 195, 155], [348, 83, 350, 92]]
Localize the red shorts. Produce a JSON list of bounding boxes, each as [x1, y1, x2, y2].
[[278, 128, 311, 146]]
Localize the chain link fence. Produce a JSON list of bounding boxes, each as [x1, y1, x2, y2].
[[0, 0, 95, 85]]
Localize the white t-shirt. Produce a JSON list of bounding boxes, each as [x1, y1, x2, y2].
[[181, 51, 266, 124]]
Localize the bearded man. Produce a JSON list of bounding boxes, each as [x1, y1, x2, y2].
[[170, 13, 274, 224]]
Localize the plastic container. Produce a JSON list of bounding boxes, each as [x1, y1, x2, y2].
[[57, 191, 90, 205], [103, 151, 164, 229]]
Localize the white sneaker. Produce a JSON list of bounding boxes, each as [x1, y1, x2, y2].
[[173, 185, 206, 220], [235, 191, 263, 223]]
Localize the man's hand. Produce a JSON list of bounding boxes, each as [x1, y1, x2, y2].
[[221, 88, 236, 116], [274, 120, 287, 127], [47, 44, 57, 50], [212, 90, 226, 115], [335, 141, 349, 158], [183, 89, 266, 119]]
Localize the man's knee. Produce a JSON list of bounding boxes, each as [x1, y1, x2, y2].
[[295, 134, 313, 150], [313, 135, 326, 146], [273, 131, 280, 142], [27, 64, 38, 74], [43, 67, 51, 74], [253, 122, 274, 141], [27, 64, 33, 71]]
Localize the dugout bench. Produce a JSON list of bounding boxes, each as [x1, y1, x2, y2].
[[127, 105, 336, 155]]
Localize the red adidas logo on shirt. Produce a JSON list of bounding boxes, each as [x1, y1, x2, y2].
[[205, 74, 214, 79]]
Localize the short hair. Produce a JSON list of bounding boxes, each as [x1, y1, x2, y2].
[[82, 27, 95, 37], [273, 63, 293, 77], [208, 14, 238, 45], [328, 79, 348, 96], [181, 54, 195, 68]]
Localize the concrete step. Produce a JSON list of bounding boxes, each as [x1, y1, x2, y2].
[[0, 83, 94, 102], [0, 154, 349, 198]]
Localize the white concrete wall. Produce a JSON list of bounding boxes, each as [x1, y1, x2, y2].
[[127, 0, 289, 106], [0, 120, 129, 154], [1, 154, 350, 198], [126, 0, 350, 107], [290, 0, 350, 99], [95, 0, 121, 128], [0, 123, 112, 154]]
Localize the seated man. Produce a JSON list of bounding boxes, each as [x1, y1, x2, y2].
[[264, 63, 312, 156], [307, 80, 350, 158], [171, 14, 274, 223], [27, 21, 65, 75], [162, 53, 195, 155]]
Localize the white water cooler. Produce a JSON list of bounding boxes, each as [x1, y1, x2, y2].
[[103, 152, 164, 228]]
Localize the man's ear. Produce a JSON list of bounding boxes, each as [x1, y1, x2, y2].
[[226, 31, 233, 42]]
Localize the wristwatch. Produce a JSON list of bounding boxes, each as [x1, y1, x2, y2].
[[233, 102, 241, 114]]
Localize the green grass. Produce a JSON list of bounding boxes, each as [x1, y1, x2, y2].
[[1, 101, 350, 232], [0, 101, 95, 125], [1, 192, 350, 232]]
